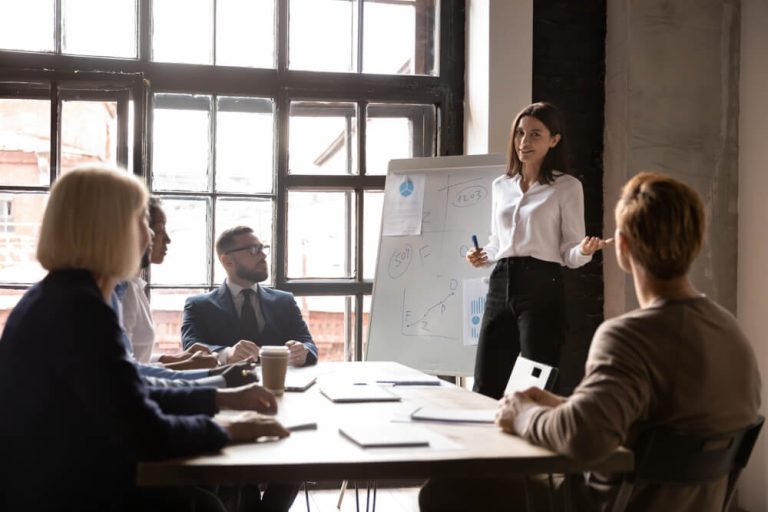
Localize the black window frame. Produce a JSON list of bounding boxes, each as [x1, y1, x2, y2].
[[0, 0, 465, 360]]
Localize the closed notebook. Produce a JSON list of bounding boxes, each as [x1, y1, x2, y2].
[[339, 425, 430, 448], [320, 384, 401, 403]]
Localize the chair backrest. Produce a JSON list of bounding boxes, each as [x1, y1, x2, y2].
[[629, 416, 764, 485], [613, 416, 764, 512], [504, 354, 558, 394]]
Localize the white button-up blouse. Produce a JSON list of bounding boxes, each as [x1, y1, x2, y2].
[[482, 172, 592, 269]]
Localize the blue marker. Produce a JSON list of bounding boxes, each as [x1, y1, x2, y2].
[[472, 235, 480, 251]]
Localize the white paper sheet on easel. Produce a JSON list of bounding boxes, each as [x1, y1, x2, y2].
[[462, 277, 489, 345], [382, 174, 426, 236]]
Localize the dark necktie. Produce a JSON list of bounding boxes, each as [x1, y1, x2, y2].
[[240, 289, 260, 341]]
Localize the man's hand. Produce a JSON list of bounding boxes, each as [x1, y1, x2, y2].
[[223, 339, 261, 364], [184, 343, 213, 355], [215, 411, 289, 444], [164, 351, 219, 370], [285, 340, 308, 367], [216, 383, 277, 414], [216, 360, 259, 388], [512, 387, 566, 408], [496, 387, 566, 435]]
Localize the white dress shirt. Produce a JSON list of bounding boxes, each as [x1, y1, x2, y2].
[[482, 172, 591, 269], [121, 276, 155, 363]]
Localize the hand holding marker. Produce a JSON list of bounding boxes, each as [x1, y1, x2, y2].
[[467, 234, 487, 268]]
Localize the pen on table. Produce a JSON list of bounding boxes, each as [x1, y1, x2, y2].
[[472, 234, 480, 251], [377, 380, 442, 387]]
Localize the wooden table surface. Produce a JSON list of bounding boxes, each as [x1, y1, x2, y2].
[[138, 361, 633, 486]]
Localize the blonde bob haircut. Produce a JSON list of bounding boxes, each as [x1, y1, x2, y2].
[[615, 172, 705, 280], [37, 165, 149, 280]]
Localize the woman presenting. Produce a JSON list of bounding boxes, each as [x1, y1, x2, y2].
[[467, 102, 611, 399]]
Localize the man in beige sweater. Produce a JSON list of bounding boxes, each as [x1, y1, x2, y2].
[[420, 172, 762, 511]]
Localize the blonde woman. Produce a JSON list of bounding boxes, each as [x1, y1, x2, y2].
[[0, 165, 287, 511]]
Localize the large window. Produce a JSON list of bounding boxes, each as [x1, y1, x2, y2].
[[0, 0, 464, 361]]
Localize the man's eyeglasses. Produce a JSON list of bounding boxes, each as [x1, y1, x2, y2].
[[225, 243, 270, 256]]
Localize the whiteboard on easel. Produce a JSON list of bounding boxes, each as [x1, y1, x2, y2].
[[365, 154, 505, 376]]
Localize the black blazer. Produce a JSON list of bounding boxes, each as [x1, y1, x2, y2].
[[0, 269, 229, 510], [181, 283, 318, 365]]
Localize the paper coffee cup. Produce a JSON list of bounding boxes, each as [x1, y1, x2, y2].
[[260, 346, 290, 395]]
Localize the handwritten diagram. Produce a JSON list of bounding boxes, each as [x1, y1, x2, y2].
[[387, 244, 412, 279], [400, 279, 459, 340]]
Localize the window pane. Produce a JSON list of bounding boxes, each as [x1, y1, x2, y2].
[[153, 95, 211, 192], [0, 289, 28, 336], [215, 97, 274, 193], [299, 295, 351, 362], [213, 198, 273, 285], [61, 100, 118, 174], [365, 103, 435, 175], [0, 98, 51, 187], [153, 0, 213, 64], [287, 191, 354, 278], [289, 102, 357, 175], [363, 191, 383, 280], [150, 197, 209, 286], [0, 192, 47, 284], [289, 0, 356, 72], [149, 288, 206, 354], [62, 0, 137, 58], [0, 0, 54, 52], [216, 0, 275, 68], [363, 0, 437, 76]]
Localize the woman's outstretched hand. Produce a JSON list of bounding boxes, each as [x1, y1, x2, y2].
[[579, 236, 614, 256]]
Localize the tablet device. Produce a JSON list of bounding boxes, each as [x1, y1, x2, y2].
[[285, 374, 317, 392], [339, 425, 430, 448], [410, 407, 496, 424], [320, 384, 401, 403]]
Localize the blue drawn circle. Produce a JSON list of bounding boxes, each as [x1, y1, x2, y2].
[[471, 315, 481, 325], [399, 178, 414, 197]]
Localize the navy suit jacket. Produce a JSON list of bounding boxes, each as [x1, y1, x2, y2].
[[181, 283, 318, 365], [0, 269, 229, 510]]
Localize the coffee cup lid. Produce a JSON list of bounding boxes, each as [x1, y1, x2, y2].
[[260, 345, 290, 356]]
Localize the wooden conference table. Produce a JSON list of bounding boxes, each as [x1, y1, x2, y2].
[[137, 361, 633, 486]]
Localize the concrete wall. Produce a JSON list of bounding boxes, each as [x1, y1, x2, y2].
[[604, 0, 740, 316], [737, 0, 768, 509]]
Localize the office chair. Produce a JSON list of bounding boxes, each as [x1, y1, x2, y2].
[[612, 415, 765, 512]]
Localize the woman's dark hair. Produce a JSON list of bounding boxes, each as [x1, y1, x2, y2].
[[148, 196, 163, 226], [506, 101, 568, 184]]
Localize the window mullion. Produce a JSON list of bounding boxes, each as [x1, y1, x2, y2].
[[138, 0, 151, 62], [274, 88, 289, 288], [356, 0, 364, 73], [276, 0, 288, 72], [49, 82, 61, 183], [54, 0, 62, 54]]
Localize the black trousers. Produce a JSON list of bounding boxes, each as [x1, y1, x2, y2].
[[473, 256, 566, 399]]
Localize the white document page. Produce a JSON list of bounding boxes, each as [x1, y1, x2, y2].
[[462, 277, 489, 345], [382, 174, 426, 236]]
